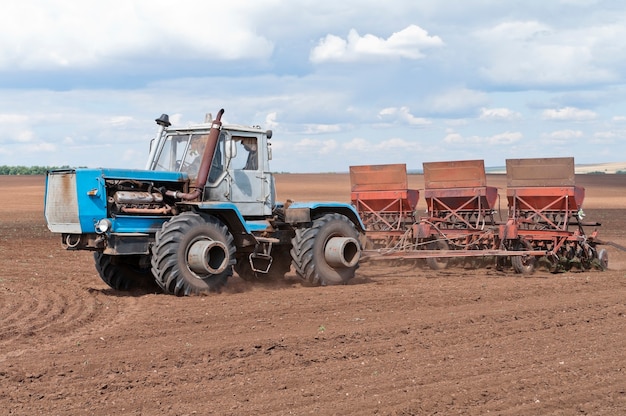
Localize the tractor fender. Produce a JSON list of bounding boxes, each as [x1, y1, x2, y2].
[[284, 202, 366, 232], [193, 201, 263, 248]]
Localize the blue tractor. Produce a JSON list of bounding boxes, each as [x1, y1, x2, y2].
[[44, 109, 364, 295]]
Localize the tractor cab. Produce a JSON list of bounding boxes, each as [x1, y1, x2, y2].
[[147, 117, 276, 218]]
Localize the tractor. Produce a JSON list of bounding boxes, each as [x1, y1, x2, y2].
[[44, 109, 364, 295]]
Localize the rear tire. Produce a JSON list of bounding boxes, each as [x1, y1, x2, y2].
[[290, 213, 361, 286], [151, 212, 235, 296], [94, 253, 159, 292]]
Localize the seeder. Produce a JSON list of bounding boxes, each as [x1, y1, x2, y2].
[[354, 157, 609, 273]]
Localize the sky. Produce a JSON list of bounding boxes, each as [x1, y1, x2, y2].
[[1, 0, 626, 173]]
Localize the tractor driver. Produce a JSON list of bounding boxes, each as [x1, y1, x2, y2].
[[241, 137, 258, 170], [184, 134, 223, 183]]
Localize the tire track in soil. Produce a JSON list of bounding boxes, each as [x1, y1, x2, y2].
[[352, 288, 625, 414], [0, 237, 146, 363], [0, 288, 94, 362], [224, 310, 622, 415], [133, 272, 625, 415], [342, 277, 626, 414]]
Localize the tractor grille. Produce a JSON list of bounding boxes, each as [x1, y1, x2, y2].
[[45, 171, 81, 233]]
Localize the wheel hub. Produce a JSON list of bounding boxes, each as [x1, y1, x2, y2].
[[187, 238, 229, 276], [324, 237, 360, 268]]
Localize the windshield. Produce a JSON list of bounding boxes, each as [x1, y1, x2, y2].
[[153, 133, 223, 181]]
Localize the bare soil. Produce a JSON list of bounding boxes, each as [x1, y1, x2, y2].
[[1, 174, 625, 415]]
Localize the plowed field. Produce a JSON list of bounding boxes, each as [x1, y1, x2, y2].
[[1, 174, 625, 415]]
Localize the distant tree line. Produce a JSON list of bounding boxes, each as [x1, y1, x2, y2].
[[0, 165, 78, 175]]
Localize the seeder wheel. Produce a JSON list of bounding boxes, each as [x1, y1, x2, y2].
[[595, 248, 609, 270], [426, 238, 450, 271], [510, 239, 536, 275]]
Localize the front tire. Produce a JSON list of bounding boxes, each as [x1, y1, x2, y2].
[[290, 213, 361, 286], [94, 253, 159, 292], [151, 212, 235, 296]]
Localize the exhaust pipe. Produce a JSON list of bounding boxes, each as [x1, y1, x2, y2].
[[325, 237, 361, 268], [166, 109, 225, 201]]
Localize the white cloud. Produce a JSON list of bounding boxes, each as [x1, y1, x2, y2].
[[293, 138, 338, 155], [310, 25, 443, 63], [15, 130, 35, 143], [560, 0, 600, 5], [542, 129, 584, 144], [1, 2, 626, 171], [303, 124, 342, 134], [265, 112, 279, 130], [0, 114, 29, 124], [375, 138, 421, 151], [0, 1, 274, 70], [122, 148, 145, 163], [320, 140, 338, 154], [378, 107, 431, 126], [169, 114, 183, 126], [444, 131, 523, 145], [30, 142, 57, 152], [343, 138, 370, 152], [109, 116, 134, 126], [428, 88, 488, 115], [475, 20, 619, 86], [443, 132, 464, 144], [0, 112, 35, 146], [546, 129, 584, 139], [592, 130, 626, 143], [542, 107, 597, 121], [479, 107, 522, 121], [341, 137, 421, 153]]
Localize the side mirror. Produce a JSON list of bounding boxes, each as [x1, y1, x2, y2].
[[224, 138, 237, 159]]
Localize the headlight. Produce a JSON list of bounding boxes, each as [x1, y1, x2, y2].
[[95, 218, 112, 234]]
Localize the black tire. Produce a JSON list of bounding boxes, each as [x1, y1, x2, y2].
[[426, 239, 450, 271], [235, 248, 292, 282], [94, 253, 159, 292], [151, 212, 235, 296], [511, 239, 536, 274], [290, 213, 361, 286]]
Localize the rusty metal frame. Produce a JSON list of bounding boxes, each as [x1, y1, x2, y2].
[[350, 164, 419, 248], [352, 190, 417, 232], [351, 158, 604, 272], [419, 160, 499, 249], [424, 188, 497, 230]]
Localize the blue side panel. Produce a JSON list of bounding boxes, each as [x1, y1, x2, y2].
[[97, 168, 188, 182], [245, 220, 273, 232], [112, 216, 170, 233], [74, 170, 108, 233], [196, 201, 255, 234]]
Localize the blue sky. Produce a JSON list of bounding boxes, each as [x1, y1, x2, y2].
[[1, 0, 626, 173]]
